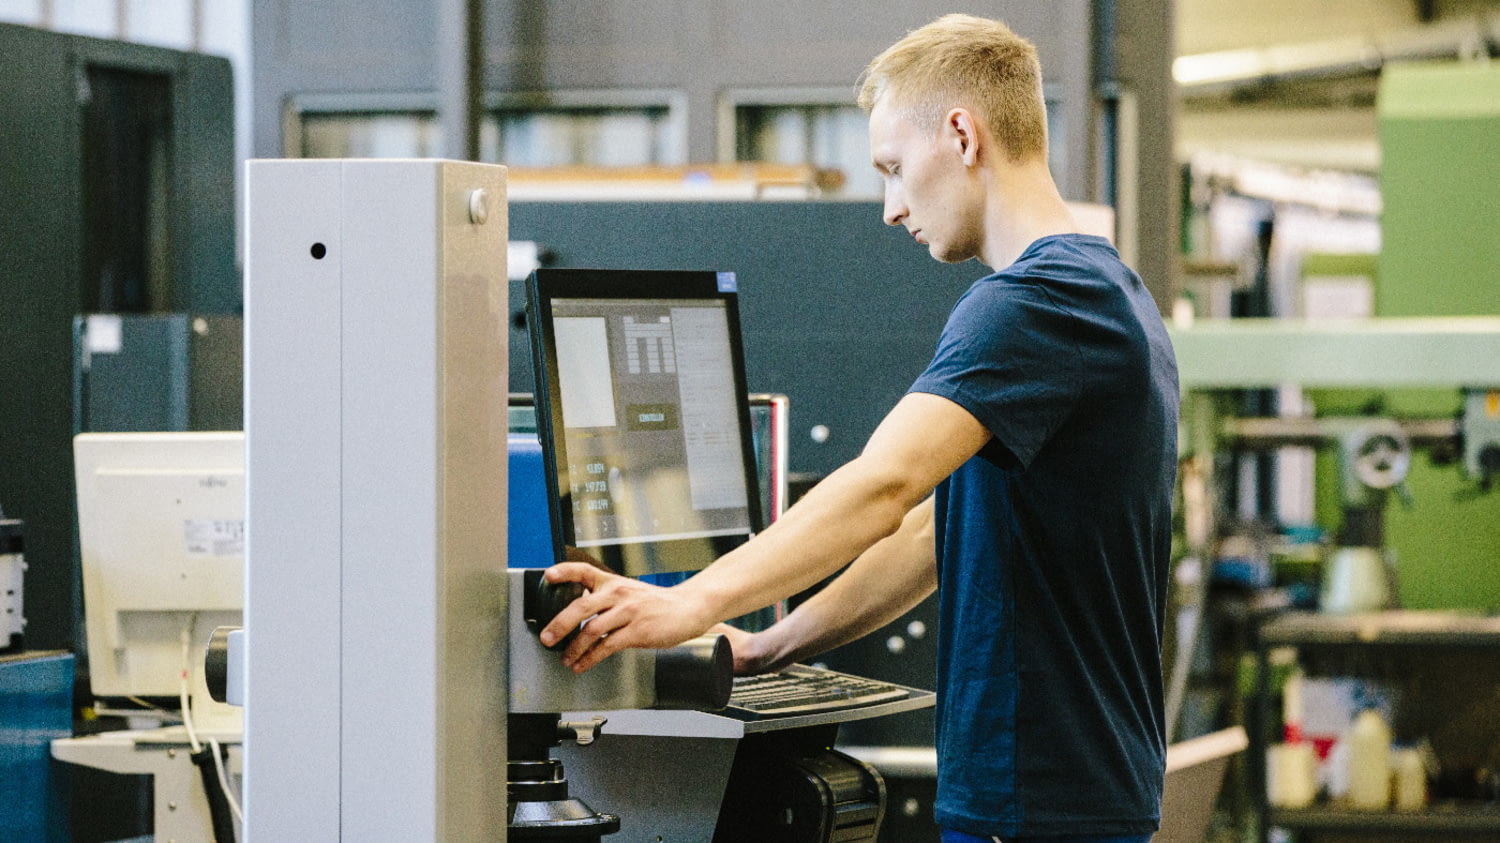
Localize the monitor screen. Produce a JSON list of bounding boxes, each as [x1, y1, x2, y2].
[[506, 393, 789, 566], [527, 269, 763, 577]]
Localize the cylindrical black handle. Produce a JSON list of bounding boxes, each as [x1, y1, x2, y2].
[[522, 569, 585, 650], [653, 633, 733, 711], [204, 625, 240, 704]]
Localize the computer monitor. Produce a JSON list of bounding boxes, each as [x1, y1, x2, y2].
[[526, 269, 763, 578], [73, 431, 244, 729]]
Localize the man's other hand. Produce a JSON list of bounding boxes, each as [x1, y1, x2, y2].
[[709, 622, 784, 676]]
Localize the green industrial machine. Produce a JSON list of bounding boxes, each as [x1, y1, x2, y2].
[[1375, 60, 1500, 610], [1169, 317, 1500, 611], [1169, 62, 1500, 615], [1379, 61, 1500, 317]]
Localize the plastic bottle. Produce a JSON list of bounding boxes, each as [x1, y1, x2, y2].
[[1392, 746, 1427, 811], [1267, 742, 1318, 808], [1347, 709, 1392, 809]]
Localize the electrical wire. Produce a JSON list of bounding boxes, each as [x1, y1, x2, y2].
[[209, 737, 245, 825], [179, 617, 203, 754], [182, 612, 244, 841]]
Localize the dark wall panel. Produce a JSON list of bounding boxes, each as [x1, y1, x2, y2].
[[0, 23, 238, 652], [0, 23, 83, 655]]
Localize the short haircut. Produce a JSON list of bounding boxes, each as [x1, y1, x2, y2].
[[857, 14, 1047, 163]]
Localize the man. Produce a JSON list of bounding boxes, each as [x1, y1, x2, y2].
[[540, 14, 1178, 842]]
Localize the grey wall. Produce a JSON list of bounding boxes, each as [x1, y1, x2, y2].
[[254, 2, 1095, 196], [253, 0, 1178, 302], [0, 3, 1173, 315]]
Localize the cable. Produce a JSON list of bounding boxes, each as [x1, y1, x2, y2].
[[179, 617, 203, 754], [209, 738, 244, 825], [181, 613, 240, 841], [191, 742, 239, 842]]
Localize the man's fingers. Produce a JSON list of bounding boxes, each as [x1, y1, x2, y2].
[[561, 610, 628, 671], [535, 564, 684, 673], [538, 562, 612, 647], [545, 561, 608, 588], [565, 623, 630, 673]]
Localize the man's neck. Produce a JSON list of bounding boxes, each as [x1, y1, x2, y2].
[[979, 162, 1078, 270]]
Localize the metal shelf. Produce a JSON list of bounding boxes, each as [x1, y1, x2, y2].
[[1252, 610, 1500, 842], [1259, 610, 1500, 648], [1271, 801, 1500, 835], [1167, 317, 1500, 389]]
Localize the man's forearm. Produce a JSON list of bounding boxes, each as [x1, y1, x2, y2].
[[539, 393, 987, 672], [736, 498, 938, 674], [678, 394, 988, 626], [676, 454, 924, 624]]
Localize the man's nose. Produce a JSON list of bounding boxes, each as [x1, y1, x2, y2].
[[882, 187, 906, 227]]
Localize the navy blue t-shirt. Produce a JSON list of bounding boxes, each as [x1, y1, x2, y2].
[[908, 234, 1178, 837]]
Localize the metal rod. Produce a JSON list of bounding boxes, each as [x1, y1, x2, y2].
[[437, 0, 484, 161], [1221, 417, 1459, 450]]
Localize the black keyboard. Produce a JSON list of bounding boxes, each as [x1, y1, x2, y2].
[[726, 664, 912, 719]]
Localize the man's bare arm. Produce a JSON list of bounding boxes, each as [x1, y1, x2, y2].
[[540, 392, 987, 673], [724, 496, 938, 675]]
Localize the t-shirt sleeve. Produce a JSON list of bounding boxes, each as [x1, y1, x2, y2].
[[908, 282, 1079, 469]]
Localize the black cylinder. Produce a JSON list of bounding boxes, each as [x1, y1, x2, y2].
[[653, 632, 733, 710], [204, 625, 240, 704], [523, 569, 585, 651]]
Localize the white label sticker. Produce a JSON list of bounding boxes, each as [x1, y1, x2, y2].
[[86, 314, 124, 354], [184, 519, 245, 557]]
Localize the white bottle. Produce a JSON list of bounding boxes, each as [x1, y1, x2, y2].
[[1347, 709, 1392, 809], [1392, 747, 1428, 811]]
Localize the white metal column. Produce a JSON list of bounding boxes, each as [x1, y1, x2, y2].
[[244, 159, 509, 841]]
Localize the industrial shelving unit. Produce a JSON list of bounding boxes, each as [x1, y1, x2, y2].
[[1252, 610, 1500, 841]]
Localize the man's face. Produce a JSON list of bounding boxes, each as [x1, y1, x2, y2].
[[868, 97, 980, 264]]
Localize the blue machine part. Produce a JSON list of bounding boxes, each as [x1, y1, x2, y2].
[[0, 651, 73, 842], [508, 434, 555, 568], [507, 435, 713, 596], [509, 434, 690, 586]]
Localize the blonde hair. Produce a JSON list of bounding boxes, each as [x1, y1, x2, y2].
[[857, 14, 1048, 162]]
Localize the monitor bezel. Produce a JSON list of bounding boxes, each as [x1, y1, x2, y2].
[[525, 268, 765, 573]]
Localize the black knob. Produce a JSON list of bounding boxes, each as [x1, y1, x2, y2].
[[523, 569, 585, 650], [204, 625, 240, 704], [653, 633, 733, 710]]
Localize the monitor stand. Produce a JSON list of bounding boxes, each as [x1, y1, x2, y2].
[[555, 683, 931, 840]]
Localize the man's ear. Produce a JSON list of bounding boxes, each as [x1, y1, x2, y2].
[[946, 108, 981, 167]]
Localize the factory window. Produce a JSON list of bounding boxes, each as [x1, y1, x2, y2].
[[728, 91, 1067, 198], [734, 103, 874, 196], [299, 111, 446, 159], [493, 105, 677, 167], [289, 93, 685, 167]]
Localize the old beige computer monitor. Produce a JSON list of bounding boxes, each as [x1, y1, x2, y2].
[[74, 431, 244, 733]]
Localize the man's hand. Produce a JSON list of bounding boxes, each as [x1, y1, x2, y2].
[[708, 623, 784, 676], [539, 562, 716, 673]]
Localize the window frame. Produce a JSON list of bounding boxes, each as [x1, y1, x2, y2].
[[283, 88, 689, 165]]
